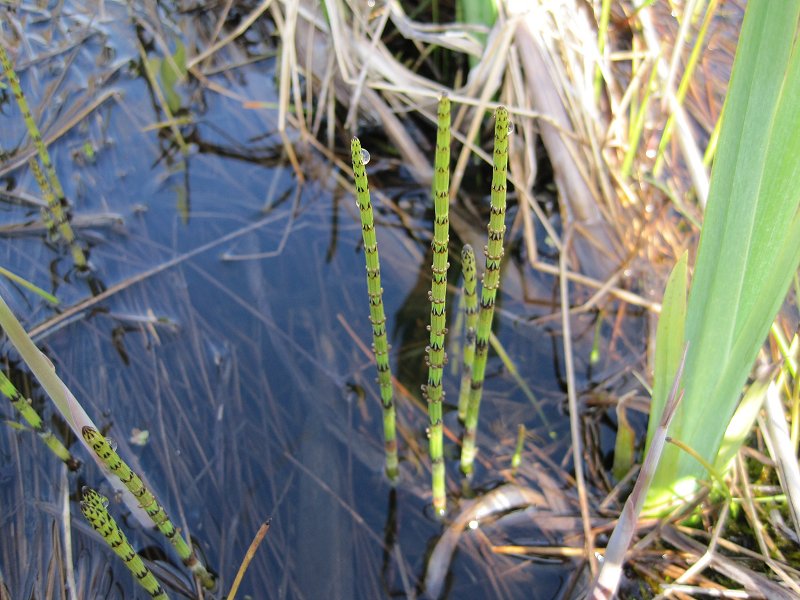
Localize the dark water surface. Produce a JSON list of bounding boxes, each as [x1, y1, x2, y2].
[[0, 3, 648, 599]]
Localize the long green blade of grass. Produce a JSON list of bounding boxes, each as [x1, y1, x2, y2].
[[0, 292, 152, 525], [646, 1, 800, 510], [644, 252, 687, 460]]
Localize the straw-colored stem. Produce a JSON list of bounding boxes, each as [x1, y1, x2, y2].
[[456, 244, 478, 422], [82, 427, 216, 590], [0, 45, 87, 270], [80, 488, 169, 599], [0, 371, 74, 466], [350, 137, 399, 482], [424, 95, 452, 516], [461, 106, 510, 476]]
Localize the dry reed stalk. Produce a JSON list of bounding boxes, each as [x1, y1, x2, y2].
[[761, 381, 800, 539], [559, 228, 598, 577], [590, 345, 687, 598]]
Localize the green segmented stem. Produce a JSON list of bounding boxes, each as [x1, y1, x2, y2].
[[456, 244, 478, 422], [0, 45, 87, 270], [29, 159, 55, 234], [80, 488, 169, 599], [82, 427, 216, 590], [0, 370, 74, 466], [461, 106, 510, 476], [350, 138, 399, 482], [424, 95, 451, 516]]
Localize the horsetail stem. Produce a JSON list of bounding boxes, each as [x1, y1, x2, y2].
[[81, 427, 216, 590], [460, 106, 511, 476], [0, 45, 87, 270], [456, 244, 478, 422], [28, 159, 55, 235], [350, 138, 399, 482], [80, 488, 169, 599], [424, 94, 451, 516], [0, 370, 76, 467]]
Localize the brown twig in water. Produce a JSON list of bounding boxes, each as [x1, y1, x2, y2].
[[227, 520, 271, 600]]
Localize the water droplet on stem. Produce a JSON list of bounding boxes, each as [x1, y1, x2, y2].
[[360, 148, 371, 165]]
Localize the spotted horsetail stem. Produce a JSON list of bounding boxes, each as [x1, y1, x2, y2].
[[80, 487, 169, 599], [0, 370, 76, 466], [81, 427, 216, 590], [424, 95, 452, 516], [350, 138, 399, 481], [0, 44, 87, 270], [456, 244, 478, 422], [460, 107, 511, 475]]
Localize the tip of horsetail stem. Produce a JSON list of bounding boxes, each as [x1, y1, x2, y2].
[[350, 136, 399, 484]]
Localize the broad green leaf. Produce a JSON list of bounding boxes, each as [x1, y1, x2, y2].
[[646, 1, 800, 509], [645, 251, 687, 458]]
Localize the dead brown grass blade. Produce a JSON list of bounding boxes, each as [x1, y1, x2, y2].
[[227, 520, 271, 600]]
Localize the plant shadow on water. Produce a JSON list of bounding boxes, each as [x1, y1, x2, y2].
[[0, 2, 651, 599]]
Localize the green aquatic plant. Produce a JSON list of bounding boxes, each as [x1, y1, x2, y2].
[[82, 426, 216, 590], [350, 137, 399, 482], [460, 106, 511, 476], [511, 424, 525, 475], [351, 101, 512, 511], [644, 1, 800, 512], [456, 244, 478, 422], [0, 370, 75, 467], [424, 94, 452, 515], [0, 45, 87, 271], [80, 487, 169, 600]]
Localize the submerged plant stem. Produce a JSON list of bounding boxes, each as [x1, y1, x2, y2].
[[425, 95, 452, 516], [0, 45, 87, 270], [461, 106, 510, 476], [0, 371, 75, 466], [350, 137, 399, 482]]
